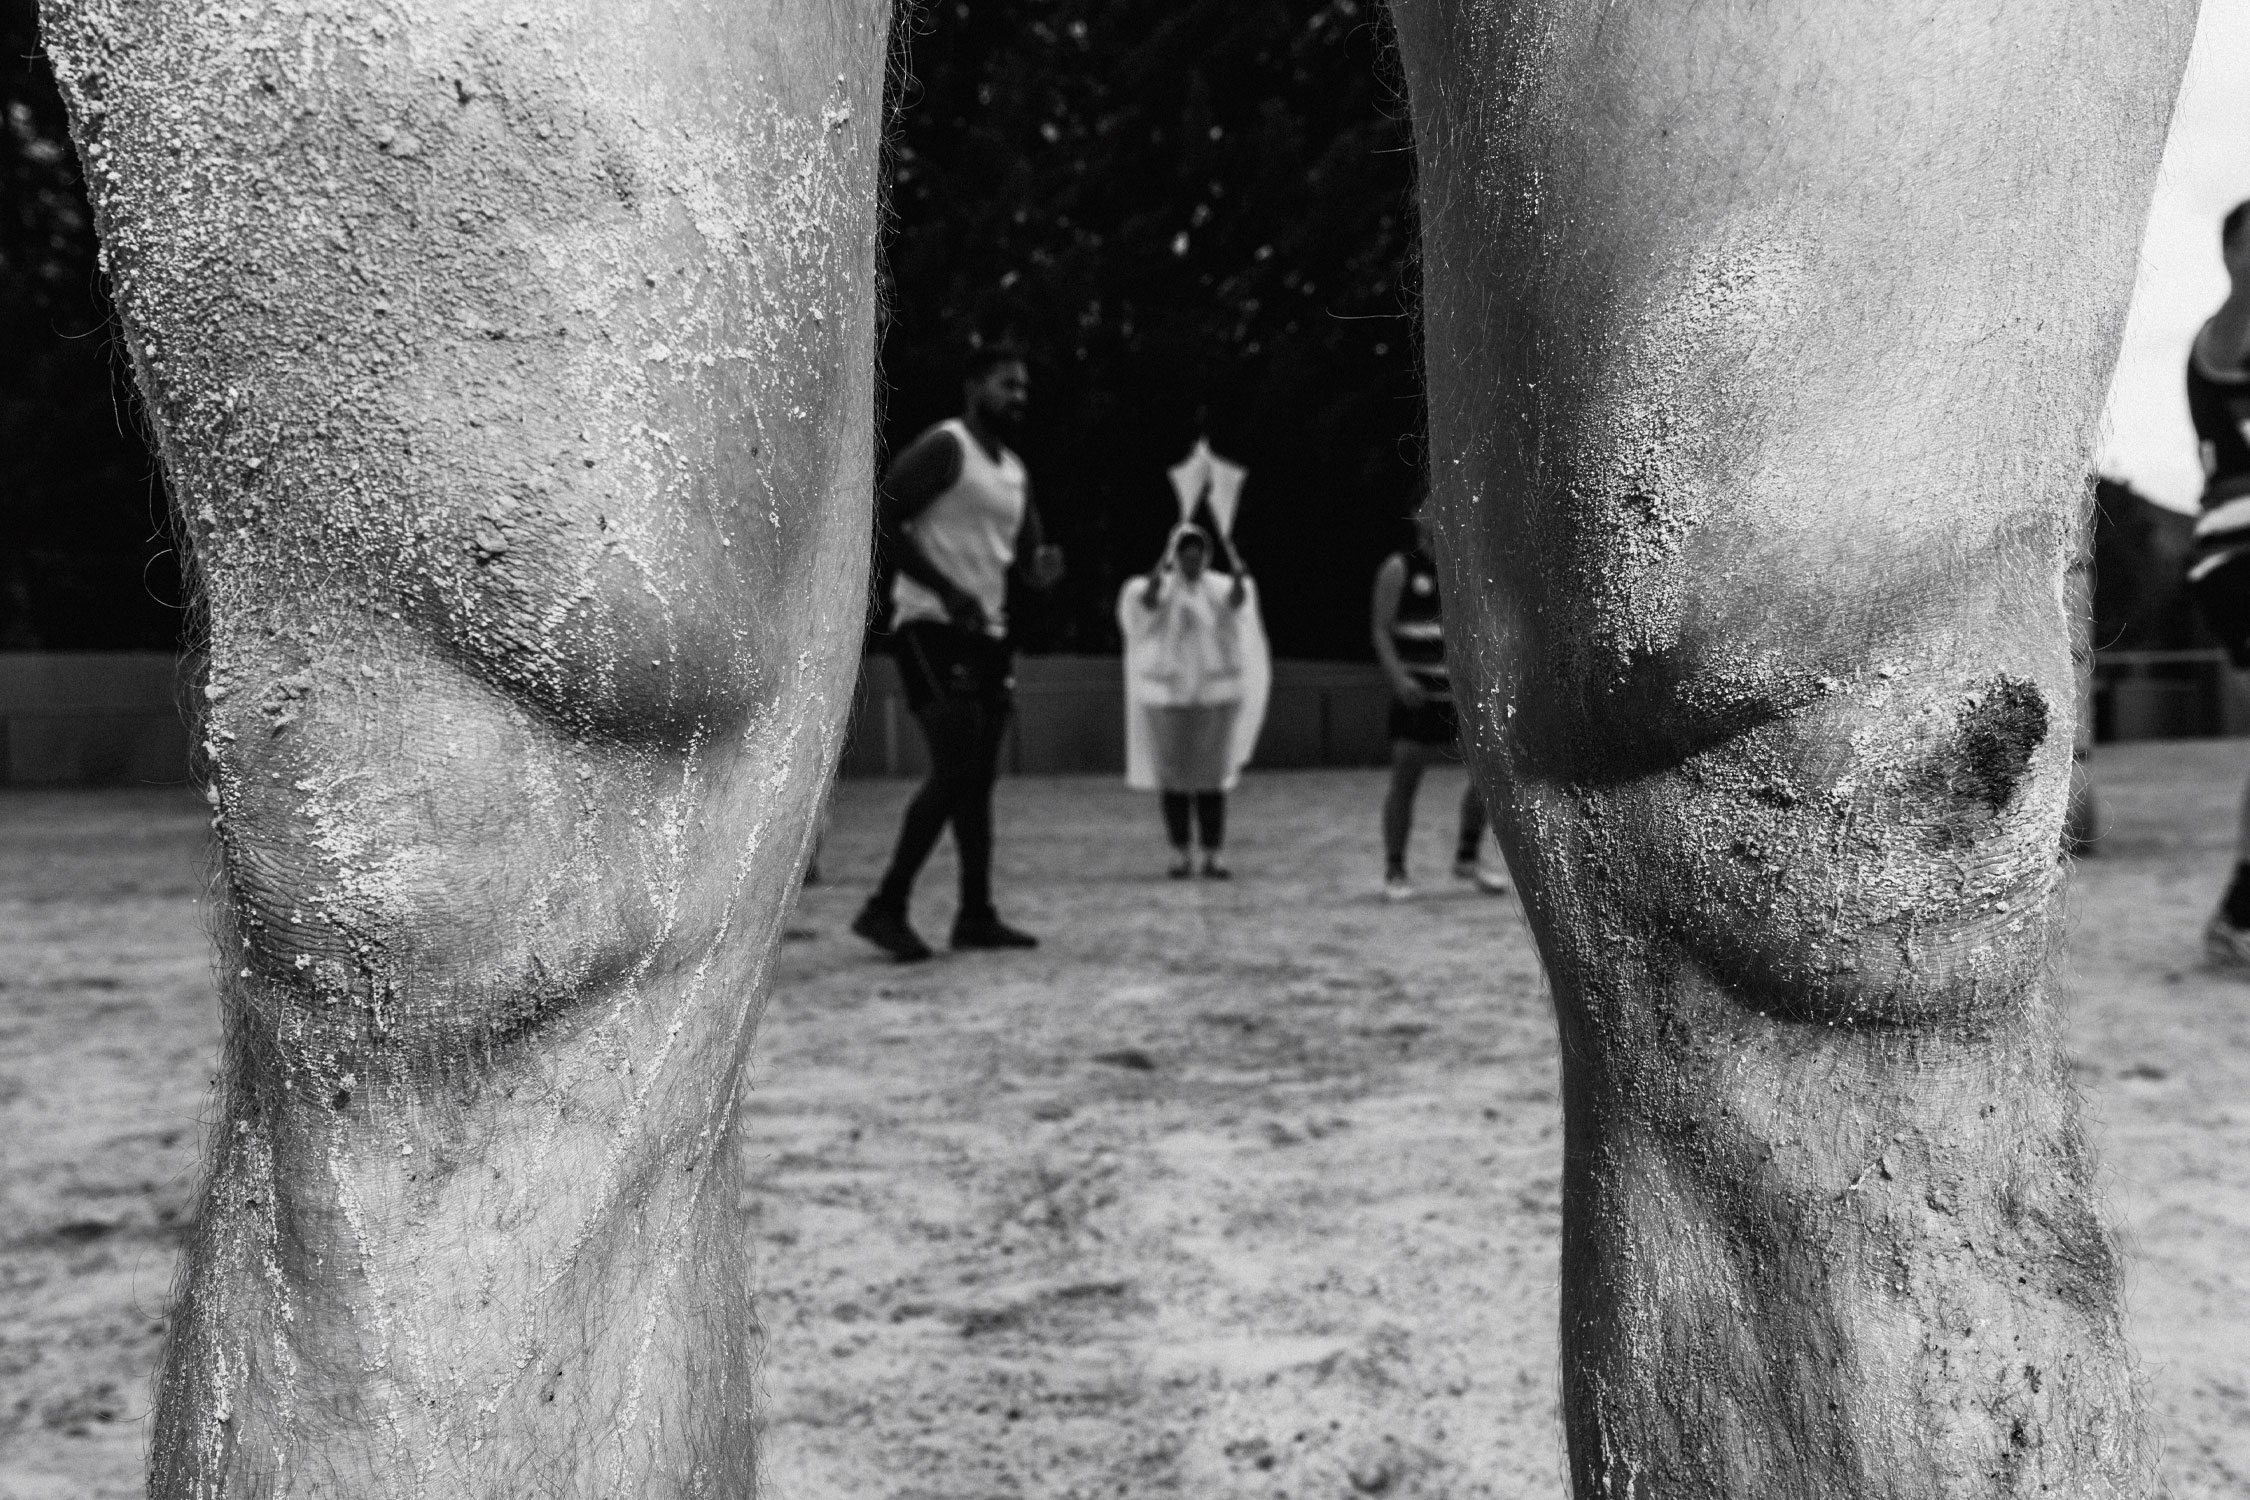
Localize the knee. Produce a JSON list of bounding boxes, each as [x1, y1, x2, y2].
[[1532, 661, 2071, 1033], [52, 0, 878, 749], [201, 610, 838, 1079]]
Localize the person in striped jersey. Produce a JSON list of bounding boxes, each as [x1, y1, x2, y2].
[[1370, 502, 1507, 901], [2186, 200, 2250, 967]]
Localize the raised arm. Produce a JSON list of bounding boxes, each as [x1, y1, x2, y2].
[[1393, 1, 2190, 1495], [38, 0, 887, 1492], [1220, 533, 1249, 607]]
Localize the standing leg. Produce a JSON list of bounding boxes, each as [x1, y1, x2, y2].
[[947, 691, 1036, 947], [869, 696, 979, 917], [1454, 779, 1487, 867], [37, 0, 889, 1491], [1161, 790, 1194, 871], [948, 693, 1006, 920], [1394, 1, 2191, 1493], [1382, 737, 1430, 883], [2234, 771, 2250, 897], [1453, 780, 1507, 892], [1194, 791, 1228, 876], [2211, 772, 2250, 948], [1194, 791, 1226, 852]]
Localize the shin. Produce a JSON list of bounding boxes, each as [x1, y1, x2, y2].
[[1394, 1, 2192, 1492], [40, 0, 889, 1491]]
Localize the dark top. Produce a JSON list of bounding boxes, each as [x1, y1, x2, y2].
[[2188, 330, 2250, 505], [1388, 546, 1450, 703]]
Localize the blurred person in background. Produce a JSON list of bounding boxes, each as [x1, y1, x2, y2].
[[1372, 499, 1507, 902], [1120, 522, 1269, 877], [854, 340, 1063, 961], [2184, 200, 2250, 967]]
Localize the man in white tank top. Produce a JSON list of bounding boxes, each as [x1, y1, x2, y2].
[[854, 342, 1064, 960]]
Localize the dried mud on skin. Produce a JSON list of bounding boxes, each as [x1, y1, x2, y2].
[[3, 759, 2248, 1498]]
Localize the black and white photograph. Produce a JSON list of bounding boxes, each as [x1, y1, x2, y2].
[[4, 0, 2248, 1494]]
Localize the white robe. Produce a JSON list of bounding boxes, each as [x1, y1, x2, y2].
[[1118, 570, 1271, 792]]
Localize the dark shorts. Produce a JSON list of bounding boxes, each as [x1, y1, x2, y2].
[[1388, 696, 1460, 747], [2190, 478, 2250, 668], [892, 621, 1014, 715]]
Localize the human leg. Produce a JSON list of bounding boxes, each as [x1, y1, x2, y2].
[[1161, 791, 1194, 876], [1452, 778, 1507, 893], [947, 690, 1008, 917], [1393, 0, 2190, 1493], [948, 689, 1035, 947], [869, 694, 983, 915], [2209, 772, 2250, 960], [2222, 767, 2250, 917], [1454, 778, 1486, 866], [1382, 737, 1430, 879], [36, 0, 888, 1491], [1194, 791, 1229, 876], [1194, 791, 1225, 851]]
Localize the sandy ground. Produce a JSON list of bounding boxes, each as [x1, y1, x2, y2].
[[1, 744, 2245, 1498]]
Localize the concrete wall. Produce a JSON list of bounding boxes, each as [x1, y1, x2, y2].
[[13, 648, 2242, 788], [0, 653, 194, 787], [0, 650, 1391, 787], [834, 653, 1394, 779]]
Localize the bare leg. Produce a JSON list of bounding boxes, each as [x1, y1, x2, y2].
[[1394, 2, 2190, 1494], [2213, 769, 2250, 929], [2235, 772, 2250, 864], [39, 0, 886, 1491], [1383, 736, 1432, 875], [1455, 779, 1486, 866]]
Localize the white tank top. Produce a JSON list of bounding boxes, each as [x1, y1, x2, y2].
[[889, 418, 1027, 639]]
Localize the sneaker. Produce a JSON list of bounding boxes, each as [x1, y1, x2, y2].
[[1167, 852, 1194, 880], [952, 912, 1039, 950], [852, 901, 932, 962], [2205, 912, 2250, 971], [1454, 858, 1509, 895], [1200, 855, 1231, 879], [1383, 871, 1417, 903]]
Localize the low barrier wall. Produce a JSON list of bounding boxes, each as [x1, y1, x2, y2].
[[6, 648, 2245, 786], [834, 653, 1393, 779], [0, 653, 194, 787]]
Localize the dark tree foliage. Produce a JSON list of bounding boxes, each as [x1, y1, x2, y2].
[[882, 0, 1422, 658], [2, 0, 177, 650], [4, 0, 1419, 658]]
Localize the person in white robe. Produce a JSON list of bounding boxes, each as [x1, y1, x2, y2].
[[1119, 523, 1271, 877]]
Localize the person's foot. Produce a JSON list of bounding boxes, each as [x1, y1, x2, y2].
[[1453, 858, 1509, 894], [1383, 870, 1417, 902], [1168, 851, 1194, 879], [952, 911, 1039, 950], [1200, 855, 1231, 879], [2205, 911, 2250, 971], [852, 901, 932, 962]]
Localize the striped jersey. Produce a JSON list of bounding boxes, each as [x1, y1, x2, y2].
[[1389, 547, 1450, 703]]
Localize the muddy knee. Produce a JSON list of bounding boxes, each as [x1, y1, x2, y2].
[[49, 1, 880, 1074], [44, 0, 878, 749], [1539, 663, 2070, 1032]]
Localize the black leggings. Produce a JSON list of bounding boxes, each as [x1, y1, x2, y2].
[[872, 669, 1013, 920], [1160, 790, 1226, 851]]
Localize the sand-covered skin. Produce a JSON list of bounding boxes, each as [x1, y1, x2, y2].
[[3, 751, 2245, 1498]]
